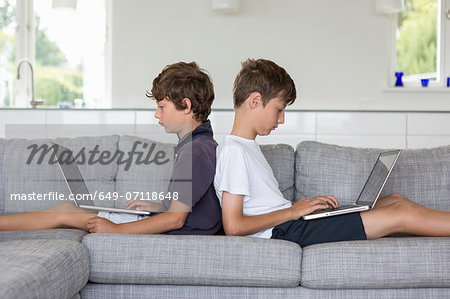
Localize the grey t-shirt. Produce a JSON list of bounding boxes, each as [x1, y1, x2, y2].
[[163, 120, 222, 235]]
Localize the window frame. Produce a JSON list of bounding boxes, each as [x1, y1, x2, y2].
[[14, 0, 112, 108], [387, 0, 450, 89]]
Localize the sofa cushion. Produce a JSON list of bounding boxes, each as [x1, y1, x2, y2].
[[83, 234, 301, 287], [380, 144, 450, 210], [114, 135, 175, 209], [0, 138, 4, 214], [0, 239, 90, 299], [1, 135, 119, 213], [295, 141, 450, 210], [261, 144, 295, 201], [301, 237, 450, 289], [295, 141, 383, 204], [79, 283, 450, 299], [0, 229, 87, 243]]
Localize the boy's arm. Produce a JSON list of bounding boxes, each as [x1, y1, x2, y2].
[[87, 200, 190, 234], [221, 191, 338, 236], [125, 199, 162, 212]]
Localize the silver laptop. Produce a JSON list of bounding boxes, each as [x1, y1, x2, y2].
[[302, 150, 401, 220], [50, 142, 150, 215]]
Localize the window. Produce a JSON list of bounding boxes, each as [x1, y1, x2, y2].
[[0, 0, 109, 108], [390, 0, 450, 88], [0, 0, 16, 107]]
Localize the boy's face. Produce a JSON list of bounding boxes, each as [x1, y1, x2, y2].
[[254, 97, 286, 136], [154, 98, 189, 134]]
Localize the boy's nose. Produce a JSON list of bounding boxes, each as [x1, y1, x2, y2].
[[278, 111, 285, 124], [154, 109, 160, 119]]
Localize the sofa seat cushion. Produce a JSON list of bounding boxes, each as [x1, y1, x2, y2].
[[301, 237, 450, 289], [79, 283, 450, 299], [295, 141, 450, 210], [83, 234, 301, 287], [0, 228, 87, 242], [0, 239, 90, 299]]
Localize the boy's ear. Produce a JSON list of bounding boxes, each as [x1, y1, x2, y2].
[[248, 92, 262, 110], [182, 98, 192, 114]]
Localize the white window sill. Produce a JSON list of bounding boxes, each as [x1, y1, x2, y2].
[[382, 87, 450, 93]]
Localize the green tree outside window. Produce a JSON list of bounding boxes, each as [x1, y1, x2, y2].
[[0, 0, 83, 107], [396, 0, 438, 77]]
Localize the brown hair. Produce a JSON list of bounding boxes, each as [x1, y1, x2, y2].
[[233, 59, 296, 108], [146, 62, 214, 122]]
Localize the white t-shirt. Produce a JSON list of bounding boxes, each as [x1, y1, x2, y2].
[[214, 135, 292, 238]]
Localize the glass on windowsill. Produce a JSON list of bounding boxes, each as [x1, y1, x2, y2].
[[421, 79, 430, 87], [58, 101, 72, 109], [73, 98, 84, 108]]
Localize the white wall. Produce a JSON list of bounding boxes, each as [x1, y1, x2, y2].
[[110, 0, 450, 110], [2, 109, 450, 149]]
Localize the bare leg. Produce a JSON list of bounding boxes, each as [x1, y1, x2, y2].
[[361, 193, 450, 239], [0, 202, 97, 231]]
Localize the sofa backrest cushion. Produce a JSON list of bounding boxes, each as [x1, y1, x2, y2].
[[1, 136, 119, 213], [114, 136, 175, 209], [260, 144, 295, 201], [115, 139, 295, 208], [295, 141, 450, 210]]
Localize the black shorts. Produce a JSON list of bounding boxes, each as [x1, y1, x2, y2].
[[271, 212, 367, 247]]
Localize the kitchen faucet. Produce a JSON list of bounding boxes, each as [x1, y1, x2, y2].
[[16, 59, 44, 108]]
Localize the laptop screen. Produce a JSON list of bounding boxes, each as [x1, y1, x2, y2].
[[51, 142, 93, 205], [356, 150, 400, 206]]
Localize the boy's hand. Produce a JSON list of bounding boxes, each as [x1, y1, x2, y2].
[[125, 199, 162, 213], [289, 196, 338, 220], [87, 216, 122, 233]]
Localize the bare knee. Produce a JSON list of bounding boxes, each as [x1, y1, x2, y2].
[[375, 193, 409, 209], [58, 202, 77, 209], [388, 193, 407, 201], [45, 201, 78, 212], [386, 193, 410, 206], [389, 199, 412, 212], [388, 200, 416, 233]]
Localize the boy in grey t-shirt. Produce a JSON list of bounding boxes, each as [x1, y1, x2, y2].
[[1, 62, 222, 235]]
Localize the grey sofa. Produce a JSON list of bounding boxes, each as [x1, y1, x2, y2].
[[1, 136, 450, 298]]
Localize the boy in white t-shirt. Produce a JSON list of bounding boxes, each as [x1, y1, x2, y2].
[[214, 58, 450, 247]]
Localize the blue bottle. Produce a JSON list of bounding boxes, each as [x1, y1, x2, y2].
[[447, 77, 450, 87], [395, 72, 404, 87]]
